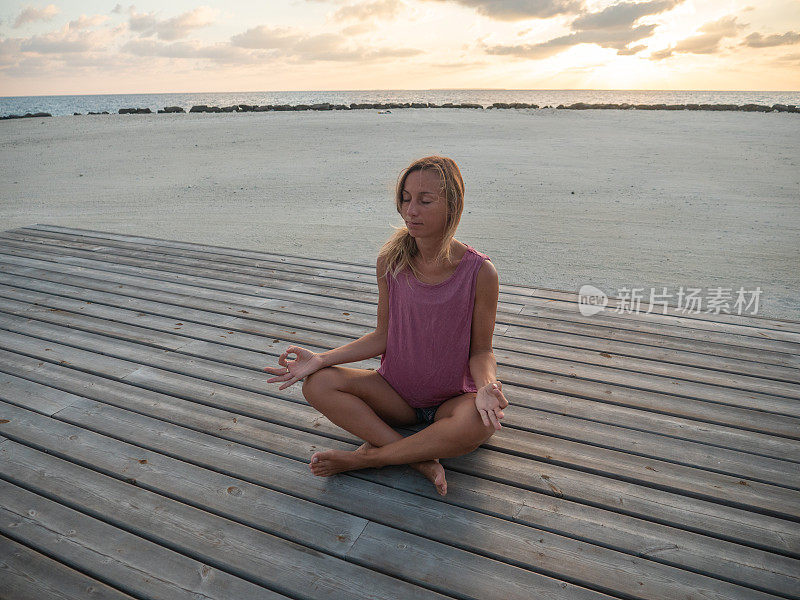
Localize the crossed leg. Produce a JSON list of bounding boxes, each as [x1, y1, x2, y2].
[[303, 367, 496, 496], [301, 366, 448, 494]]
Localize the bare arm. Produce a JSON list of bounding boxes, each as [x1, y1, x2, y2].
[[319, 255, 389, 366], [265, 256, 389, 388], [469, 260, 508, 429]]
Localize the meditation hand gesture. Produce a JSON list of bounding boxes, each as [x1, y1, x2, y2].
[[475, 381, 508, 430], [264, 345, 324, 390]]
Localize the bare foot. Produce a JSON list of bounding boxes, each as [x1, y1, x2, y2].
[[356, 442, 447, 496], [310, 449, 368, 476]]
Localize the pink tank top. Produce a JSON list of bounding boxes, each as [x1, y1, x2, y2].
[[376, 244, 490, 408]]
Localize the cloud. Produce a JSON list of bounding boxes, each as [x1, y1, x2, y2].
[[570, 0, 679, 30], [488, 23, 657, 58], [119, 24, 423, 64], [68, 15, 110, 30], [651, 15, 746, 59], [332, 0, 404, 21], [18, 24, 120, 54], [230, 26, 298, 49], [485, 0, 680, 58], [128, 6, 216, 41], [13, 4, 60, 28], [742, 31, 800, 48], [423, 0, 584, 21], [121, 38, 256, 63]]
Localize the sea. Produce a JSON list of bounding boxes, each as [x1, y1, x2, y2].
[[1, 90, 798, 117]]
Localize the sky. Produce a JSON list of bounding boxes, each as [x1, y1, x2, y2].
[[0, 0, 798, 95]]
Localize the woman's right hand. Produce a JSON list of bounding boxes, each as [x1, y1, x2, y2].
[[264, 345, 324, 390]]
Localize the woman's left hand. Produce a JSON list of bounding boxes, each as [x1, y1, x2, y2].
[[475, 381, 509, 430]]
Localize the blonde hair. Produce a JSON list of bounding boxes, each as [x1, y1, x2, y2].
[[378, 155, 466, 282]]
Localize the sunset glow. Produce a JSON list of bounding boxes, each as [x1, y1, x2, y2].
[[0, 0, 798, 95]]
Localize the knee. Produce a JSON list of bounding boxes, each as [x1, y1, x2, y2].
[[465, 418, 497, 451], [302, 366, 340, 402]]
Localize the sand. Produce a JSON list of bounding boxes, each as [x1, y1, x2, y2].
[[1, 108, 798, 321]]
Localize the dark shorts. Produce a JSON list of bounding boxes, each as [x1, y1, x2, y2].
[[413, 405, 441, 425]]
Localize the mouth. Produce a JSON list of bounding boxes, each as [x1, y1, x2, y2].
[[407, 222, 422, 226]]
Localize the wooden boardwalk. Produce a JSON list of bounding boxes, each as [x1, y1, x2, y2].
[[0, 224, 798, 600]]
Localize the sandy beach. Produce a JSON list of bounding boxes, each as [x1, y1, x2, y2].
[[2, 109, 798, 320]]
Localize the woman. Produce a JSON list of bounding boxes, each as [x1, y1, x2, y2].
[[264, 155, 508, 496]]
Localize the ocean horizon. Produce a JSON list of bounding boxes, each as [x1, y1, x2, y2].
[[2, 89, 799, 117]]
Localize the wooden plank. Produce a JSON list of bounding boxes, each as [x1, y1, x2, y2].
[[4, 251, 799, 371], [3, 282, 797, 414], [2, 316, 799, 507], [3, 277, 797, 401], [2, 305, 798, 446], [499, 323, 800, 383], [0, 440, 453, 600], [4, 240, 800, 353], [26, 224, 379, 273], [3, 389, 796, 598], [516, 302, 800, 347], [0, 369, 91, 416], [3, 278, 798, 418], [1, 399, 708, 600], [0, 484, 285, 600], [0, 253, 375, 333], [1, 289, 798, 477], [22, 225, 800, 334], [3, 276, 791, 448], [0, 233, 529, 314], [2, 318, 799, 519], [0, 347, 796, 558], [0, 534, 136, 600], [54, 394, 800, 599], [5, 267, 798, 385], [6, 235, 799, 352]]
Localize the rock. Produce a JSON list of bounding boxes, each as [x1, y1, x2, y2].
[[190, 105, 210, 112], [698, 104, 738, 111], [162, 106, 185, 113], [739, 103, 770, 112], [118, 107, 151, 114], [411, 102, 428, 108], [74, 112, 82, 115], [1, 112, 52, 119]]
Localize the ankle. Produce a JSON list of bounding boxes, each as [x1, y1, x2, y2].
[[362, 446, 383, 468]]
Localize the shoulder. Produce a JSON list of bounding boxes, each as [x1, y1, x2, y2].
[[475, 258, 498, 290]]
